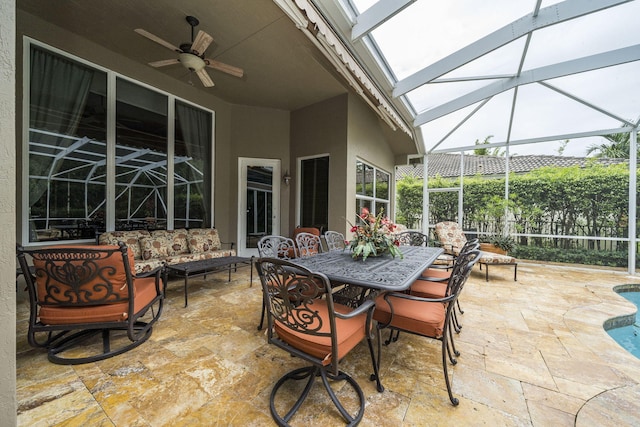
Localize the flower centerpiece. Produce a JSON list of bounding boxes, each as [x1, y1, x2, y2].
[[347, 208, 403, 261]]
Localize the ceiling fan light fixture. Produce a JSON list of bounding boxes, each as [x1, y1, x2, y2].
[[179, 52, 205, 71]]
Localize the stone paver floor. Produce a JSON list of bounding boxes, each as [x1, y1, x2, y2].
[[16, 261, 640, 426]]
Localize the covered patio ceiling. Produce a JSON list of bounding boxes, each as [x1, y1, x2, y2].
[[310, 0, 640, 157], [17, 0, 640, 158]]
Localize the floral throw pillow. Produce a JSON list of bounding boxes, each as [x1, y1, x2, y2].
[[188, 229, 221, 253], [139, 236, 169, 260], [152, 229, 189, 256]]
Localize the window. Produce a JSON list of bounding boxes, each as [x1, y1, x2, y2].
[[355, 160, 390, 218], [246, 166, 273, 237], [25, 42, 213, 242], [300, 156, 329, 231], [28, 46, 108, 241], [115, 78, 168, 229], [174, 101, 212, 228]]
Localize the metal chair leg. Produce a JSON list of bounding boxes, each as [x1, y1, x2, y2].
[[270, 366, 365, 426], [257, 295, 266, 330]]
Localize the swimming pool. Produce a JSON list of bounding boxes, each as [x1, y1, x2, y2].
[[607, 291, 640, 358]]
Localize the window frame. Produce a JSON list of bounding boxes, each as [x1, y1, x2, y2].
[[22, 37, 216, 245], [355, 158, 391, 218]]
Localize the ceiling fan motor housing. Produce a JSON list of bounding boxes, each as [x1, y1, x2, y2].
[[179, 52, 206, 71]]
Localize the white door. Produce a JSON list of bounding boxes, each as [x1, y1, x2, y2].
[[238, 158, 281, 257]]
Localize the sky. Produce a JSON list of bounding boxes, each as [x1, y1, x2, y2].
[[348, 0, 640, 158]]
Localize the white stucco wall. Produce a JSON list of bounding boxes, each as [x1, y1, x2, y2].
[[0, 0, 17, 424]]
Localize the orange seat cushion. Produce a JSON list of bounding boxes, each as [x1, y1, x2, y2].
[[39, 276, 158, 325], [274, 299, 366, 365], [410, 279, 447, 299], [374, 294, 446, 338], [286, 247, 297, 259]]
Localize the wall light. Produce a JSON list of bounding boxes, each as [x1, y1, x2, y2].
[[283, 171, 291, 185]]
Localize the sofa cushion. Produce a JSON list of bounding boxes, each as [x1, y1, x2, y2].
[[139, 236, 169, 260], [134, 258, 165, 275], [98, 230, 150, 260], [152, 229, 189, 256], [479, 252, 517, 264], [187, 228, 222, 253]]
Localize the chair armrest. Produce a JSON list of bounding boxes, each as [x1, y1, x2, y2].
[[384, 291, 455, 305], [334, 299, 375, 319], [133, 265, 165, 295], [418, 275, 448, 282], [133, 265, 164, 279], [221, 241, 235, 250]]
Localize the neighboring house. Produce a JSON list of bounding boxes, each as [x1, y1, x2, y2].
[[396, 153, 628, 179]]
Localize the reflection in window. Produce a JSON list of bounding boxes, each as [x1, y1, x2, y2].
[[175, 102, 212, 228], [26, 44, 215, 242], [355, 160, 390, 219], [246, 166, 273, 248], [28, 47, 107, 241], [115, 78, 168, 230]]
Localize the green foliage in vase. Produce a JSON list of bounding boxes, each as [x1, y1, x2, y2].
[[348, 208, 403, 261]]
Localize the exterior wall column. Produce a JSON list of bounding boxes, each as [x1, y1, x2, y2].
[[0, 0, 17, 424]]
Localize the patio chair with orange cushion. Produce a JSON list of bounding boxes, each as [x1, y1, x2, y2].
[[256, 257, 382, 425], [292, 226, 321, 254], [15, 242, 164, 364], [412, 239, 480, 337], [324, 230, 346, 251], [374, 248, 480, 406], [256, 235, 298, 330], [295, 231, 323, 257]]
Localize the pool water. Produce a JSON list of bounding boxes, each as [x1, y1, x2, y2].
[[607, 291, 640, 358]]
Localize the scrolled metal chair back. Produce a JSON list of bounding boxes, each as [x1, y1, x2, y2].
[[25, 245, 134, 306], [257, 235, 297, 259], [324, 231, 346, 251], [395, 231, 428, 247], [258, 259, 331, 337], [295, 232, 322, 257]]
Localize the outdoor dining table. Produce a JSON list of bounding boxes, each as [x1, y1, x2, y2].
[[289, 245, 444, 393], [290, 245, 444, 294]]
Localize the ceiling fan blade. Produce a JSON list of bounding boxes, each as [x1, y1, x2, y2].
[[196, 69, 215, 87], [149, 59, 180, 68], [135, 28, 181, 52], [191, 30, 213, 56], [205, 59, 244, 78]]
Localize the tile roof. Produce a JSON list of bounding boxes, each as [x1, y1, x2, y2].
[[396, 153, 629, 179]]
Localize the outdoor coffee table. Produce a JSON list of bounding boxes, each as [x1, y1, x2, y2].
[[166, 256, 254, 307]]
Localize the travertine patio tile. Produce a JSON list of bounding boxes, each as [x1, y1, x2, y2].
[[14, 263, 640, 426], [453, 364, 528, 418], [575, 384, 640, 427], [527, 400, 576, 427]]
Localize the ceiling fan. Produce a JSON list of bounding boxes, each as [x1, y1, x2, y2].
[[135, 15, 244, 88]]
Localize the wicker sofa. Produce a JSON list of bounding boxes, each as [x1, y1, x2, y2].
[[98, 228, 235, 274]]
